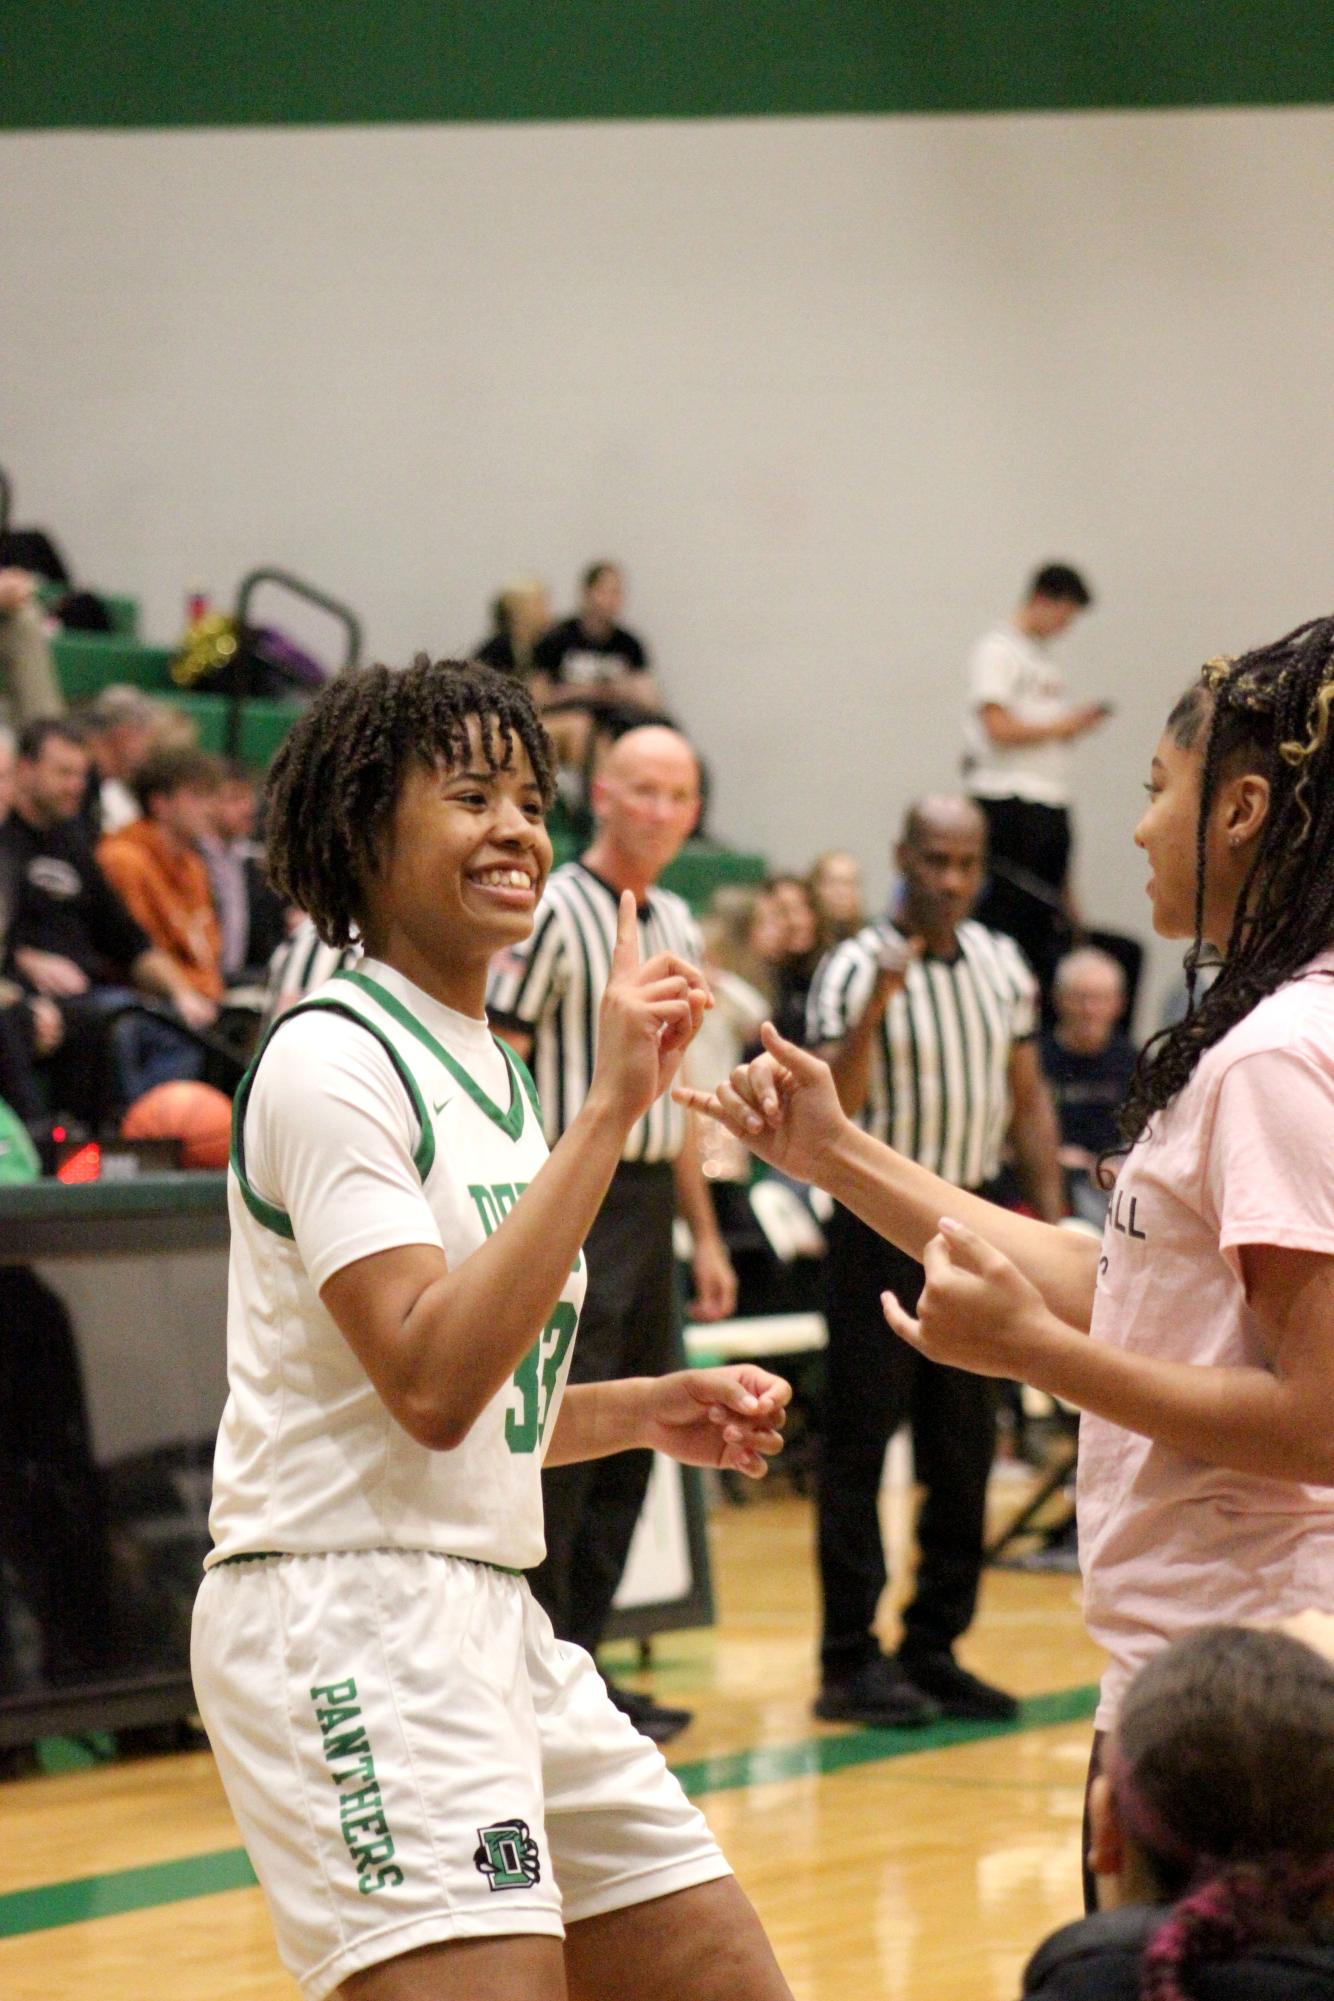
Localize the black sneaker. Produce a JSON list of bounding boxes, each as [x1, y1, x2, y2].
[[896, 1649, 1018, 1722], [814, 1655, 941, 1728], [604, 1680, 694, 1744]]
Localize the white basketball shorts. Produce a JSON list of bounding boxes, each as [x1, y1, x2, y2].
[[191, 1548, 728, 2000]]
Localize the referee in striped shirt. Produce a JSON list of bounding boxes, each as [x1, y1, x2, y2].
[[807, 795, 1063, 1729], [487, 725, 736, 1742], [262, 912, 359, 1028]]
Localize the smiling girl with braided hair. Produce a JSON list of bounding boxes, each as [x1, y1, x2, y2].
[[192, 660, 794, 2001], [678, 614, 1334, 1902]]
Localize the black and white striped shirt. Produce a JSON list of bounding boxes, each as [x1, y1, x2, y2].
[[486, 860, 702, 1163], [263, 916, 361, 1029], [807, 920, 1038, 1189]]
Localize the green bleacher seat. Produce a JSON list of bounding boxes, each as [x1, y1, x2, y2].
[[35, 587, 139, 637], [52, 630, 306, 772], [547, 833, 766, 914], [52, 633, 175, 698], [164, 692, 308, 769], [103, 595, 140, 637]]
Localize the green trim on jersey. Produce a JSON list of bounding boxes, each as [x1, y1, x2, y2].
[[334, 968, 530, 1140], [230, 993, 437, 1241], [509, 1045, 542, 1123]]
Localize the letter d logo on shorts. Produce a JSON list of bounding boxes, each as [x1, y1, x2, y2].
[[474, 1818, 541, 1891]]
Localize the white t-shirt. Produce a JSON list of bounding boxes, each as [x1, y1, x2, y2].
[[208, 959, 585, 1572], [962, 623, 1072, 805], [1080, 955, 1334, 1728]]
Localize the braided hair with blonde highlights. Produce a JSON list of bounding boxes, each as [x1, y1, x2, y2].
[[265, 657, 555, 949], [1116, 614, 1334, 1151]]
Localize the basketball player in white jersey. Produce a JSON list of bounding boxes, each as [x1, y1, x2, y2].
[[191, 660, 794, 2001]]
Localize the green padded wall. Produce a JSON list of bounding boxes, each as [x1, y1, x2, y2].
[[10, 2, 1333, 130]]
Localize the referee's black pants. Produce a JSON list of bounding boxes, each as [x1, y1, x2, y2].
[[818, 1199, 1001, 1680], [529, 1160, 681, 1660]]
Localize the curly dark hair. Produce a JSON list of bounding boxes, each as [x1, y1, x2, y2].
[[265, 657, 555, 948], [1116, 614, 1334, 1151]]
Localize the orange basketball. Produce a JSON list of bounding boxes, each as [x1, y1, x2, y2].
[[121, 1080, 233, 1170]]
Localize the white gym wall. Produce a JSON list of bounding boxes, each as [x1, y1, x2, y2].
[[3, 107, 1332, 1011]]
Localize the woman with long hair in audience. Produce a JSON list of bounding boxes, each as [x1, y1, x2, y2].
[[806, 849, 865, 949], [678, 616, 1334, 1904]]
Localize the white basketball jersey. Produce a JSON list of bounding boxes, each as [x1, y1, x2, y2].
[[208, 964, 585, 1572]]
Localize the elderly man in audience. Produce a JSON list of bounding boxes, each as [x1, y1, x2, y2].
[[1039, 946, 1137, 1225], [76, 683, 164, 837]]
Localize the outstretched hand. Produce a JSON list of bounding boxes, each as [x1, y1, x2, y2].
[[672, 1021, 848, 1186], [640, 1365, 791, 1478], [594, 890, 712, 1128], [881, 1216, 1048, 1378]]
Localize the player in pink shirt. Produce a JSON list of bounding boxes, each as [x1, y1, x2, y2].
[[677, 614, 1334, 1902]]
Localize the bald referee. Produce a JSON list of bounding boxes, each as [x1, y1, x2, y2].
[[487, 725, 736, 1743], [807, 795, 1063, 1728]]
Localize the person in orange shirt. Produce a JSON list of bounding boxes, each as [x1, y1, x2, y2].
[[97, 745, 224, 1005]]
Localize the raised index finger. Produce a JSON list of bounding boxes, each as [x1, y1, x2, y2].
[[609, 888, 640, 978]]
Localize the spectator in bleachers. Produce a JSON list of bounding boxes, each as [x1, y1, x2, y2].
[[695, 888, 772, 1083], [0, 724, 63, 1125], [0, 724, 18, 948], [808, 849, 866, 948], [199, 761, 287, 983], [693, 888, 773, 1186], [1040, 946, 1138, 1225], [472, 576, 552, 683], [0, 569, 65, 727], [751, 875, 820, 1047], [97, 746, 225, 1009], [1, 720, 218, 1121], [76, 683, 164, 836], [533, 560, 657, 704], [533, 562, 662, 781]]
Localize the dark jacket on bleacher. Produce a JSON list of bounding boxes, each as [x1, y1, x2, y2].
[[1021, 1905, 1334, 2001]]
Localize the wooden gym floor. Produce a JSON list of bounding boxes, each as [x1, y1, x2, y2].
[[0, 1476, 1103, 2000]]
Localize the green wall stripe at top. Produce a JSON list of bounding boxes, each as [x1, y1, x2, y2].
[[8, 2, 1334, 132], [0, 1686, 1098, 1941]]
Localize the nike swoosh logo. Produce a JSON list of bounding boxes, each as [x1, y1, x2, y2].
[[433, 1096, 451, 1114]]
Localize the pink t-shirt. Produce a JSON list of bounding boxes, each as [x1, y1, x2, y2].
[[1080, 955, 1334, 1729]]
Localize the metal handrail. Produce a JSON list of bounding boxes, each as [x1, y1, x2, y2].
[[225, 567, 363, 758]]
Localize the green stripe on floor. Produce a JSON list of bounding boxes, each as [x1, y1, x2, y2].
[[671, 1683, 1097, 1796], [0, 1685, 1096, 1940], [0, 1848, 259, 1938]]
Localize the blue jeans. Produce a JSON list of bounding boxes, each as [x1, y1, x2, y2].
[[94, 988, 204, 1109]]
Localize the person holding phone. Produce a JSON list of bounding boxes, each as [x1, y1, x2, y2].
[[962, 562, 1110, 1007]]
